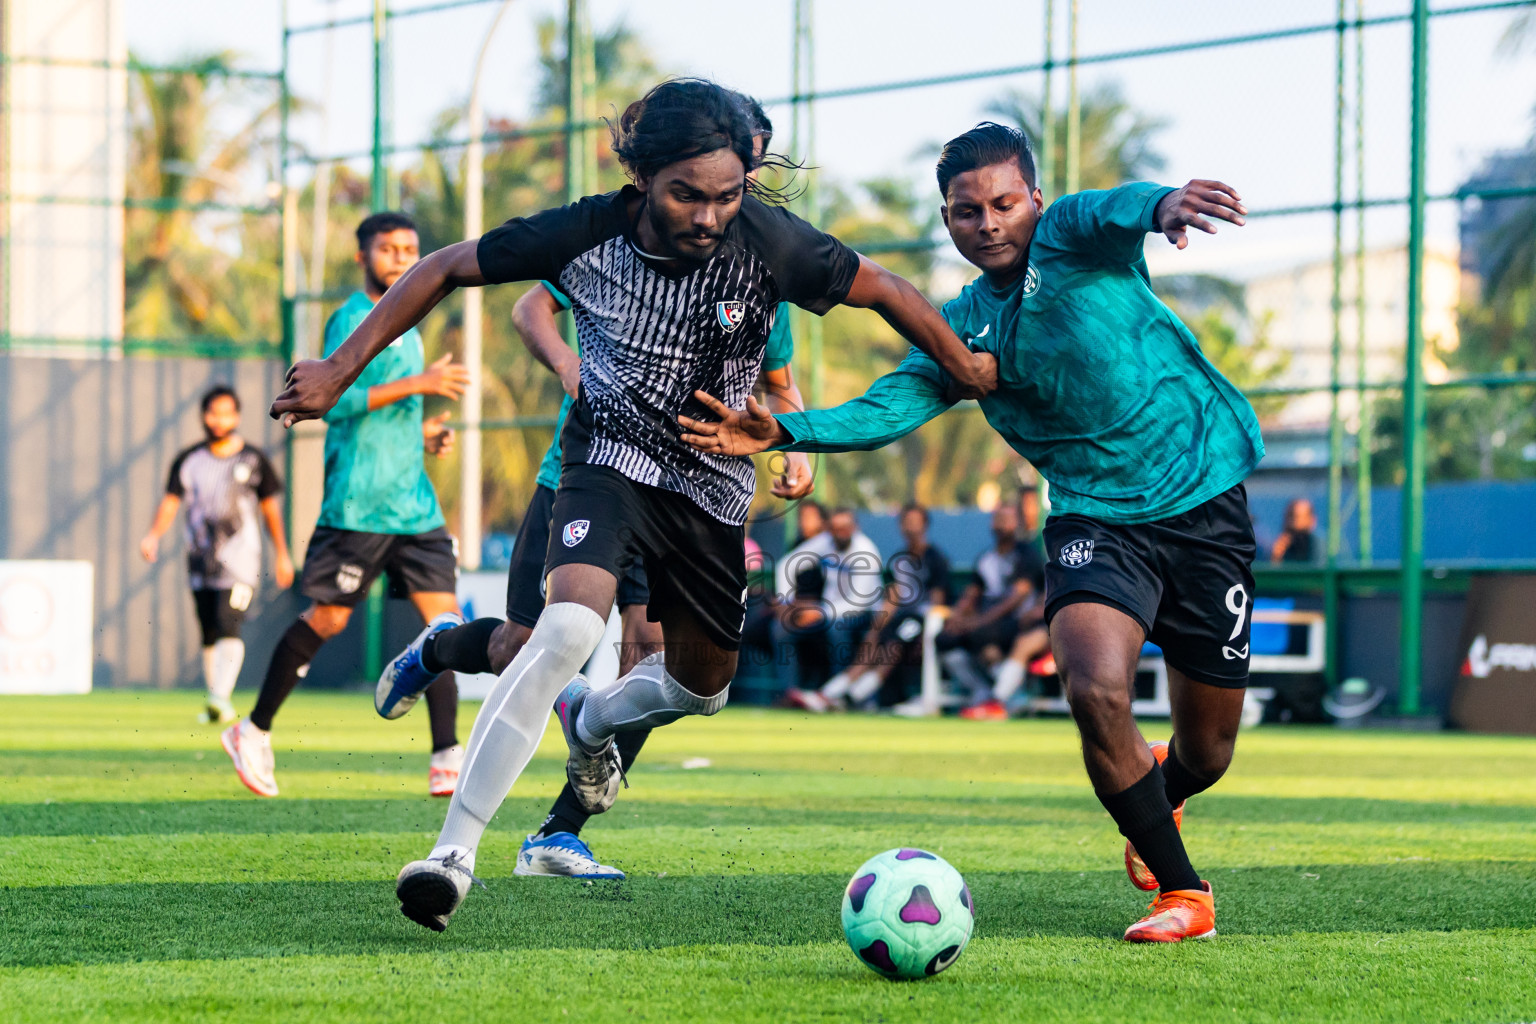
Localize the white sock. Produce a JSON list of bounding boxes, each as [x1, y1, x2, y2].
[[210, 638, 245, 701], [994, 659, 1026, 702], [435, 603, 606, 855], [576, 662, 729, 747], [201, 647, 218, 698], [820, 671, 853, 700], [847, 669, 884, 703]]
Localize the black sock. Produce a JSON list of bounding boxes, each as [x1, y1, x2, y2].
[[425, 672, 459, 752], [538, 728, 651, 839], [1163, 739, 1218, 808], [1097, 762, 1202, 894], [423, 617, 502, 675], [249, 620, 325, 731]]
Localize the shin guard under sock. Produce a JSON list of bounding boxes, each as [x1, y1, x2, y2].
[[1097, 762, 1202, 893], [249, 621, 324, 731]]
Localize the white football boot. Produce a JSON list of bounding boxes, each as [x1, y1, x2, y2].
[[396, 850, 482, 932], [221, 719, 278, 797]]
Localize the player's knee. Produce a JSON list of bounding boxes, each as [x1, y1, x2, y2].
[[487, 621, 531, 675], [1064, 672, 1131, 729], [303, 604, 352, 639]]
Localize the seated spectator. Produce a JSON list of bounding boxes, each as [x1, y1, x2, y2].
[[939, 503, 1036, 713], [786, 502, 951, 711], [774, 507, 884, 688], [1272, 497, 1318, 564]]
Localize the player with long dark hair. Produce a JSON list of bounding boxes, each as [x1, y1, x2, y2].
[[271, 78, 994, 931], [680, 122, 1263, 944]]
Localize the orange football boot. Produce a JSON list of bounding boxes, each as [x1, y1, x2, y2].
[[1125, 740, 1184, 891], [1123, 881, 1215, 942]]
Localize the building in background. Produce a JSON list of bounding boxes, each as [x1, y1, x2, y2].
[[1, 0, 127, 357]]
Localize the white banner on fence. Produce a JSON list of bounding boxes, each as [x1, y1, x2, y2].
[[0, 561, 95, 694]]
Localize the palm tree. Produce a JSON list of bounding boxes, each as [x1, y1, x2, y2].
[[984, 81, 1167, 198]]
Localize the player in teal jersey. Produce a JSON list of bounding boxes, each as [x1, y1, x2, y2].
[[681, 122, 1261, 943], [223, 212, 472, 800]]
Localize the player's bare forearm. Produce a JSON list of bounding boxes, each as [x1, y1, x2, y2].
[[843, 256, 996, 398], [140, 495, 181, 561], [271, 240, 485, 425], [514, 284, 580, 398], [259, 496, 290, 560]]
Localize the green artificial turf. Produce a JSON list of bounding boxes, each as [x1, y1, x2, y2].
[[1, 692, 1533, 1023]]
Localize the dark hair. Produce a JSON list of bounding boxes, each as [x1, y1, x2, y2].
[[900, 501, 930, 525], [356, 211, 417, 252], [739, 93, 773, 147], [609, 79, 798, 202], [830, 506, 857, 521], [201, 385, 239, 414], [799, 500, 828, 520], [936, 121, 1037, 199]]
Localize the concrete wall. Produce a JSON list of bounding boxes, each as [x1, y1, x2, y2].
[[0, 354, 287, 687]]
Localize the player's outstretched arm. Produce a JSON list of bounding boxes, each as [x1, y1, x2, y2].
[[513, 284, 580, 400], [271, 240, 486, 426], [1154, 180, 1247, 250], [681, 359, 965, 457], [842, 256, 996, 399]]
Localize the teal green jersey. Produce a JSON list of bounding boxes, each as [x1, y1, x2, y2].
[[318, 291, 445, 534], [534, 290, 795, 491], [774, 183, 1265, 525]]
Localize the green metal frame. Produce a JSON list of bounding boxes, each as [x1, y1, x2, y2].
[[2, 1, 1532, 707]]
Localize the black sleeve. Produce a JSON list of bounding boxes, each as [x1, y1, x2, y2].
[[252, 449, 282, 500], [475, 193, 623, 286], [165, 445, 197, 497], [929, 548, 953, 602], [735, 198, 860, 315]]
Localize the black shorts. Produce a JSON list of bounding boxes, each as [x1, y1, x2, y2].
[[192, 587, 250, 646], [1042, 484, 1257, 688], [544, 464, 747, 651], [300, 526, 458, 608], [506, 484, 651, 628]]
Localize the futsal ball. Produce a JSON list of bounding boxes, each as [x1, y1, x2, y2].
[[841, 848, 974, 980]]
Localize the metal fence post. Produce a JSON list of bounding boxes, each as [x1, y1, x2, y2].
[[1399, 0, 1430, 714]]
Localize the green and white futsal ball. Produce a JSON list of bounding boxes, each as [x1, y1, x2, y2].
[[840, 848, 974, 980]]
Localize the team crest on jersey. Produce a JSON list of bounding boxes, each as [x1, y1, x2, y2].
[[562, 520, 590, 547], [715, 300, 746, 333], [1059, 538, 1094, 568], [336, 563, 365, 594], [1022, 264, 1041, 296]]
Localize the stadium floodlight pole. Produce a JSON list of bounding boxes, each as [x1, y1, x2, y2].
[[459, 0, 516, 573], [1355, 0, 1373, 565], [792, 0, 824, 408], [371, 0, 389, 212], [1324, 0, 1347, 687], [280, 0, 297, 548], [1399, 0, 1430, 716], [1065, 0, 1080, 195], [561, 0, 586, 353]]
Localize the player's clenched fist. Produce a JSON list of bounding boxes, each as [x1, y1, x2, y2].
[[1153, 179, 1247, 250], [271, 357, 354, 427]]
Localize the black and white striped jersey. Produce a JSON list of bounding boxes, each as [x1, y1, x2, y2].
[[165, 440, 281, 589], [477, 187, 859, 525]]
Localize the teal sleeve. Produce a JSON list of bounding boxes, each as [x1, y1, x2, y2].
[[541, 280, 573, 310], [774, 350, 954, 453], [1035, 182, 1175, 265], [322, 305, 375, 424], [763, 302, 794, 372]]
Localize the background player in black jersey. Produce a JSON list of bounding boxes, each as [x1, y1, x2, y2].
[[272, 77, 995, 932], [141, 385, 294, 723]]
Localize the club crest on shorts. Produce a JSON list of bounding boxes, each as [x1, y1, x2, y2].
[[715, 300, 746, 333], [336, 563, 364, 594], [1059, 538, 1094, 568], [562, 520, 590, 547]]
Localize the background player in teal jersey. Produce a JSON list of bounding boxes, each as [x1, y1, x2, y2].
[[378, 106, 814, 880], [223, 212, 471, 799], [681, 122, 1260, 944]]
